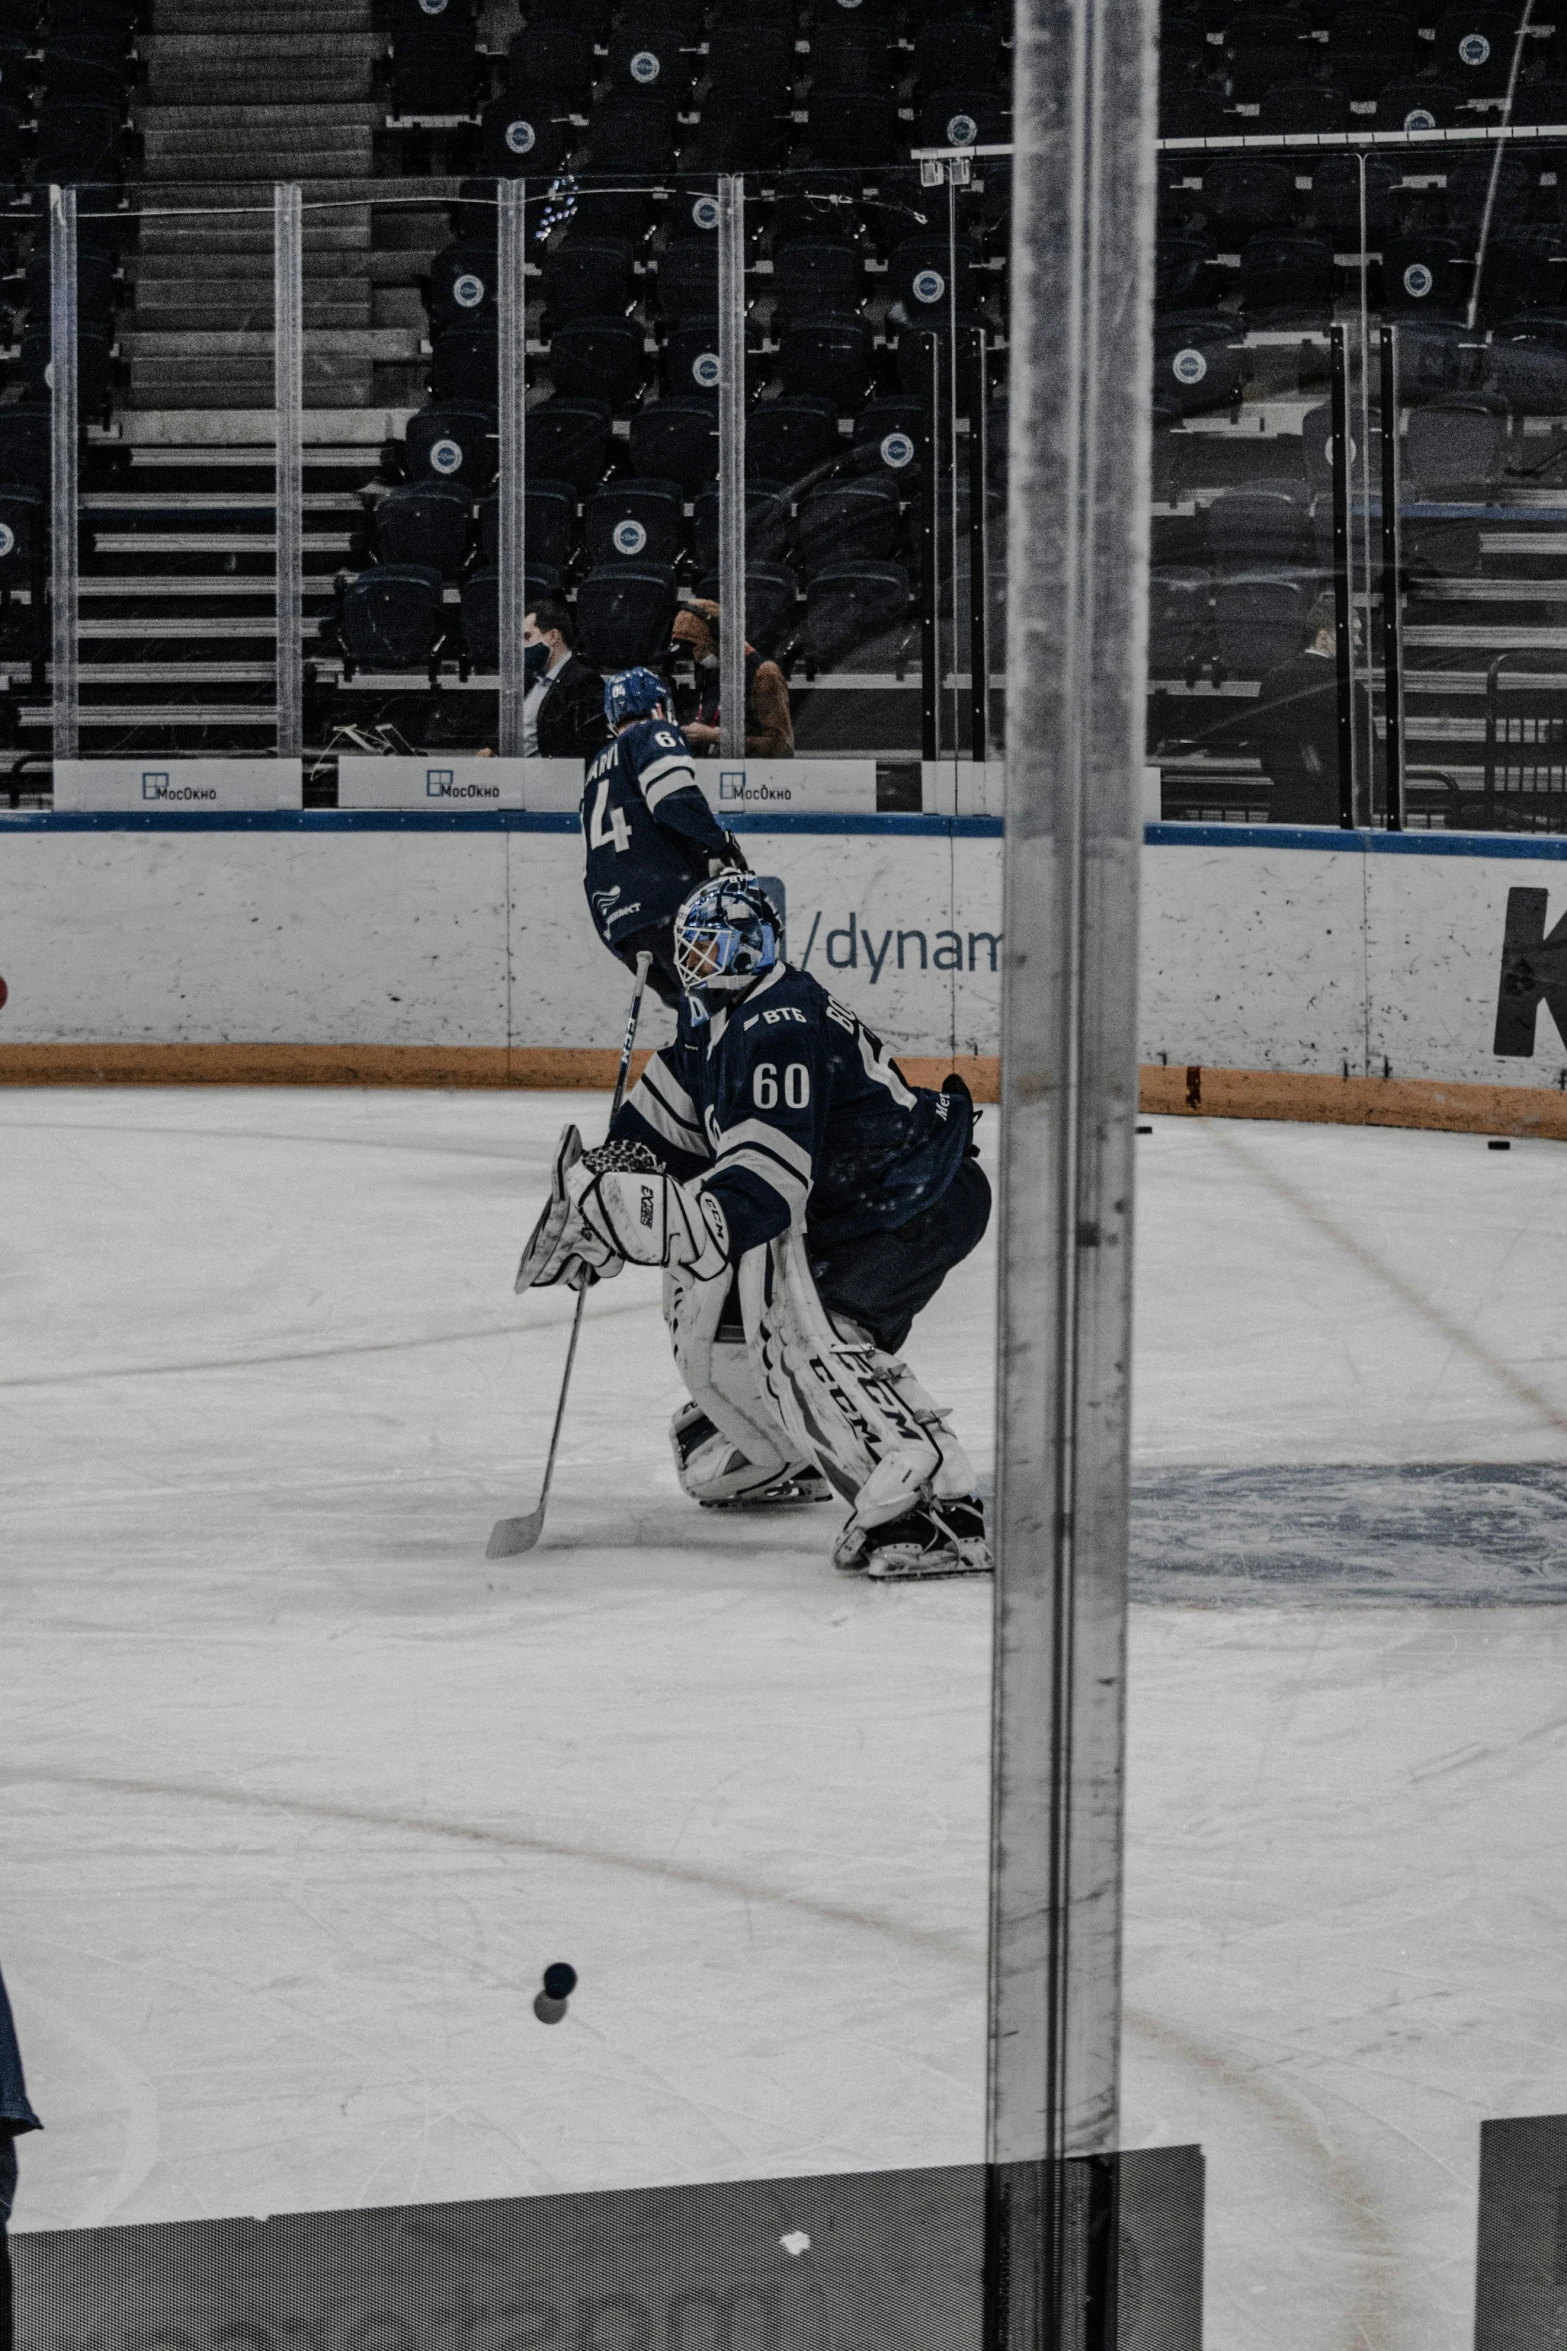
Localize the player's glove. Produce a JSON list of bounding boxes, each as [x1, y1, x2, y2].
[[708, 830, 751, 877], [576, 1166, 732, 1282], [514, 1129, 665, 1293]]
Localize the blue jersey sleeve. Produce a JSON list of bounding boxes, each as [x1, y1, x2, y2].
[[627, 723, 730, 856], [610, 1039, 712, 1183], [699, 998, 829, 1256]]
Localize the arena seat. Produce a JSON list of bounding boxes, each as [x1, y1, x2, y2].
[[1309, 151, 1403, 240], [18, 324, 113, 421], [809, 90, 899, 164], [1153, 312, 1248, 419], [797, 475, 903, 576], [695, 562, 800, 657], [654, 238, 719, 327], [803, 560, 911, 664], [1403, 399, 1509, 492], [1157, 233, 1219, 311], [778, 313, 874, 410], [1199, 157, 1297, 242], [1238, 232, 1337, 323], [585, 93, 679, 171], [576, 561, 680, 668], [35, 96, 122, 182], [914, 19, 1005, 89], [917, 86, 1011, 150], [391, 21, 478, 116], [404, 401, 499, 491], [852, 397, 924, 484], [480, 95, 571, 178], [1326, 10, 1415, 95], [370, 482, 473, 580], [885, 236, 983, 328], [663, 324, 730, 400], [526, 398, 614, 496], [339, 565, 447, 679], [583, 477, 685, 568], [1148, 569, 1212, 679], [543, 239, 636, 332], [772, 244, 864, 330], [692, 482, 793, 571], [1214, 575, 1310, 679], [747, 394, 840, 484], [0, 412, 53, 497], [1375, 77, 1460, 129], [1224, 10, 1311, 99], [508, 24, 598, 104], [1207, 486, 1312, 570], [0, 487, 45, 603], [428, 242, 501, 336], [628, 398, 720, 490], [459, 567, 568, 673], [1381, 234, 1470, 320], [478, 481, 579, 575], [431, 325, 500, 403], [1431, 6, 1529, 94], [1487, 321, 1567, 411], [1254, 79, 1347, 131], [604, 20, 696, 100]]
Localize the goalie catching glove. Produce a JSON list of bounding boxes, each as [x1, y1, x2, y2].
[[515, 1123, 732, 1294]]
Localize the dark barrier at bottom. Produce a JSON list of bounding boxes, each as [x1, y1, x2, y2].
[[15, 2152, 1202, 2351], [1476, 2113, 1567, 2348]]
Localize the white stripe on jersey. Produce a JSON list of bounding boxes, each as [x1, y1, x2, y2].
[[716, 1115, 814, 1184], [639, 755, 699, 811], [631, 1063, 709, 1158], [712, 1143, 810, 1220], [855, 1026, 917, 1108]]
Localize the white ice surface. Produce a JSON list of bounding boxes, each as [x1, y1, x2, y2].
[[5, 1093, 1567, 2351]]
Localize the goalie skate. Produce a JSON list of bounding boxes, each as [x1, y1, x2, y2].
[[836, 1496, 993, 1581]]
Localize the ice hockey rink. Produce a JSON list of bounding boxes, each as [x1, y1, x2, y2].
[[6, 1086, 1567, 2351]]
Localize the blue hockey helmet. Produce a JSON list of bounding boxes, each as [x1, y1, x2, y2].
[[674, 876, 782, 1000], [604, 666, 669, 727]]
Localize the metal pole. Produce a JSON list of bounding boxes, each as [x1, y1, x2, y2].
[[920, 327, 940, 766], [498, 175, 527, 758], [717, 172, 747, 761], [274, 183, 303, 761], [988, 0, 1157, 2317], [1355, 151, 1376, 826], [1329, 322, 1356, 830], [1379, 324, 1405, 831], [49, 183, 78, 766], [970, 323, 990, 766]]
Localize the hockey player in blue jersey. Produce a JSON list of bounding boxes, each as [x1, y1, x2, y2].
[[516, 876, 993, 1581], [582, 666, 746, 1007]]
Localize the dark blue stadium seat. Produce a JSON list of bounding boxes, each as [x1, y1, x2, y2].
[[797, 474, 903, 576], [390, 0, 474, 36], [773, 240, 863, 327], [391, 19, 478, 114], [1403, 398, 1509, 491], [481, 94, 572, 176], [428, 242, 500, 335], [1238, 232, 1336, 322], [1199, 156, 1297, 241], [1224, 10, 1310, 98], [773, 170, 864, 246], [41, 47, 125, 103], [371, 482, 472, 579], [585, 93, 679, 170], [576, 561, 680, 668], [809, 90, 899, 163], [543, 236, 636, 326], [35, 98, 121, 182], [1381, 234, 1470, 319], [803, 561, 911, 664], [0, 487, 45, 598], [479, 481, 579, 574], [694, 562, 800, 657], [885, 236, 983, 327], [747, 393, 840, 483], [1157, 233, 1219, 311], [686, 107, 791, 171], [1215, 576, 1310, 680], [913, 19, 1004, 89], [1431, 6, 1527, 93], [1310, 151, 1403, 240], [692, 482, 792, 571], [1482, 227, 1567, 318], [663, 324, 728, 398], [917, 86, 1010, 150], [404, 401, 498, 490], [508, 23, 598, 102], [1255, 79, 1346, 132], [1325, 10, 1414, 95], [1148, 569, 1211, 680], [1207, 486, 1311, 570], [584, 477, 685, 566], [549, 316, 646, 411], [628, 396, 720, 490], [1486, 319, 1567, 411], [431, 324, 499, 402], [778, 313, 874, 409], [1375, 77, 1460, 128], [340, 565, 446, 679], [605, 19, 695, 98], [810, 25, 897, 95], [654, 238, 719, 326], [460, 567, 569, 673], [0, 39, 31, 104], [852, 397, 924, 484], [1446, 153, 1534, 230], [528, 397, 614, 495], [1152, 312, 1248, 419], [18, 324, 112, 419], [706, 23, 795, 98]]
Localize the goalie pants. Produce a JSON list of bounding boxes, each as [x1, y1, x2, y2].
[[807, 1156, 992, 1354]]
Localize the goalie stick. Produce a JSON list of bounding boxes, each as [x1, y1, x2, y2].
[[485, 951, 654, 1560]]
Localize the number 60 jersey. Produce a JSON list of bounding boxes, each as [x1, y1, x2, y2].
[[608, 963, 975, 1262], [580, 714, 734, 955]]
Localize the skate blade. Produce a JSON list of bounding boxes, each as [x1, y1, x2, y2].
[[486, 1508, 545, 1558], [700, 1479, 832, 1510], [866, 1550, 993, 1582]]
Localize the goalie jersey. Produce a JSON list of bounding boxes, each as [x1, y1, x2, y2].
[[581, 716, 732, 954], [608, 964, 974, 1259]]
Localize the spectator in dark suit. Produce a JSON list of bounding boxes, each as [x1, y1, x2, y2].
[[0, 1967, 41, 2351], [526, 596, 609, 761], [1253, 591, 1371, 826]]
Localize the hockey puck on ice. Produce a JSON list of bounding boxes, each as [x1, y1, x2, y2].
[[533, 1992, 569, 2026], [543, 1961, 578, 2000], [1488, 1138, 1511, 1151], [1136, 1123, 1152, 1135], [0, 976, 8, 1012]]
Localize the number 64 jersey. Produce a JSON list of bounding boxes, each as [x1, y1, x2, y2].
[[608, 962, 975, 1261], [580, 715, 733, 955]]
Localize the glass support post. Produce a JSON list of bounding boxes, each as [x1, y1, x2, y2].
[[987, 0, 1158, 2312], [1379, 324, 1405, 830], [49, 183, 78, 765], [969, 323, 990, 766], [717, 173, 747, 762], [920, 324, 940, 764], [1329, 323, 1357, 830], [498, 176, 528, 758], [274, 183, 303, 761]]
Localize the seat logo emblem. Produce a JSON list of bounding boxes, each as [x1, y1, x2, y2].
[[1404, 261, 1433, 298], [693, 195, 720, 229], [947, 111, 978, 144], [0, 524, 15, 560], [1405, 105, 1436, 128], [1458, 31, 1490, 63], [880, 430, 915, 468], [419, 0, 447, 14], [613, 518, 648, 554], [505, 118, 536, 153], [912, 268, 945, 304], [430, 438, 463, 474], [454, 273, 485, 308], [630, 48, 661, 80], [693, 350, 721, 387], [1172, 345, 1207, 383]]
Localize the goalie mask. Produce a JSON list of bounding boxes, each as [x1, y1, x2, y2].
[[673, 876, 781, 1003]]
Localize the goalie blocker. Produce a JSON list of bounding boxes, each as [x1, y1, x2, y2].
[[515, 877, 993, 1582]]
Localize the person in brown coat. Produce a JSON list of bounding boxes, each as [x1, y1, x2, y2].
[[671, 600, 794, 758]]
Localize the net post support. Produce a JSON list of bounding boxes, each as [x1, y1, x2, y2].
[[274, 182, 303, 761], [1329, 321, 1357, 830], [987, 0, 1157, 2316], [49, 183, 78, 766], [498, 175, 528, 758], [717, 172, 747, 762], [1378, 323, 1404, 831]]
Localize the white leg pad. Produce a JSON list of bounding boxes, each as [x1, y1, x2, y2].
[[665, 1265, 804, 1502], [739, 1230, 975, 1532]]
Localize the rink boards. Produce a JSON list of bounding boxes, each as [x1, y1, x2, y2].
[[6, 812, 1567, 1129]]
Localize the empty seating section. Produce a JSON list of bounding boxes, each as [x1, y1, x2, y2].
[[345, 0, 1013, 685]]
